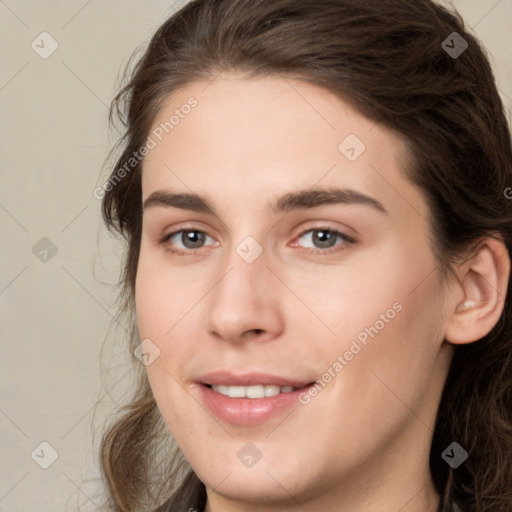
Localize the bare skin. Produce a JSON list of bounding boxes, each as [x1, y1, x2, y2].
[[135, 72, 510, 512]]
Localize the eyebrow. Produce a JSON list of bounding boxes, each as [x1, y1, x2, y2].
[[142, 187, 388, 216]]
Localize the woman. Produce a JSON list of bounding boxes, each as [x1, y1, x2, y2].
[[98, 0, 512, 511]]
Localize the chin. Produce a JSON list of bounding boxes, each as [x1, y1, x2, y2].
[[201, 469, 304, 504], [193, 450, 319, 504]]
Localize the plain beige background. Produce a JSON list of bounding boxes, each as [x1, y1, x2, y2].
[[0, 1, 511, 510]]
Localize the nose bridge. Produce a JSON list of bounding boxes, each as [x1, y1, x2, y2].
[[214, 236, 268, 313], [219, 226, 269, 290], [205, 236, 283, 342]]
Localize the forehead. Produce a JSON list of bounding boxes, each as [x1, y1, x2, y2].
[[140, 72, 428, 223]]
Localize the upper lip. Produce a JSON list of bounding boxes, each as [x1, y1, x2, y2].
[[197, 370, 315, 388]]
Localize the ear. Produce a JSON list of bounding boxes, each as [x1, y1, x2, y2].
[[444, 235, 510, 345]]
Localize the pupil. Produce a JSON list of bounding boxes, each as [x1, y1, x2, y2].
[[184, 230, 204, 248], [314, 230, 335, 248]]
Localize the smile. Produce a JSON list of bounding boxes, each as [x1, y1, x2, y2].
[[210, 384, 297, 398], [195, 372, 317, 426]]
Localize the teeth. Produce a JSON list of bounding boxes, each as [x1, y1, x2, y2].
[[211, 384, 298, 398], [264, 385, 280, 397], [246, 385, 265, 398], [228, 386, 245, 398]]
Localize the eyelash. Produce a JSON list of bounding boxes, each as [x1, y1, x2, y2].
[[159, 226, 356, 257]]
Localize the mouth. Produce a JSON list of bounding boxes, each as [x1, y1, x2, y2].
[[195, 372, 317, 425], [206, 383, 308, 398]]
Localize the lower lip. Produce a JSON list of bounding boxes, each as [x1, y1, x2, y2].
[[197, 384, 313, 426]]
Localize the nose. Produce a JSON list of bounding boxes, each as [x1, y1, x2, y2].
[[205, 246, 284, 345]]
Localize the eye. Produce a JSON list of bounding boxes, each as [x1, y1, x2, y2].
[[160, 229, 216, 255], [293, 227, 356, 255], [159, 226, 356, 256]]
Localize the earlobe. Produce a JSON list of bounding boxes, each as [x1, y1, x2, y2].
[[444, 236, 510, 345]]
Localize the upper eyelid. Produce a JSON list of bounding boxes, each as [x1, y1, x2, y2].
[[162, 218, 356, 236], [164, 223, 353, 237]]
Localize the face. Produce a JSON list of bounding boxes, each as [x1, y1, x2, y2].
[[135, 73, 453, 510]]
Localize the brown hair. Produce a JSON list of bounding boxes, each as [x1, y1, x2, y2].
[[98, 1, 512, 511]]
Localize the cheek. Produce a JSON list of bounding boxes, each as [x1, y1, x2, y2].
[[134, 252, 203, 417], [291, 238, 437, 357], [134, 247, 195, 337], [332, 270, 444, 434], [306, 237, 444, 407]]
